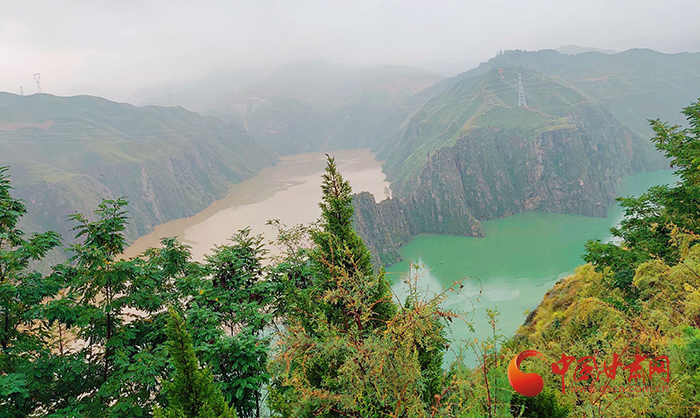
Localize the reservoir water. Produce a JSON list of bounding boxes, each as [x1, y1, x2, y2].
[[385, 169, 677, 363]]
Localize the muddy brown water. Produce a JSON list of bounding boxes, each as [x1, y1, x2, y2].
[[123, 149, 390, 261]]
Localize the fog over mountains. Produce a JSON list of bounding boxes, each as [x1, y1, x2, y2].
[[2, 0, 698, 101]]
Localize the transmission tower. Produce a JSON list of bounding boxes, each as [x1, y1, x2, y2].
[[19, 86, 24, 96], [33, 73, 42, 93], [165, 88, 172, 105], [518, 73, 527, 107]]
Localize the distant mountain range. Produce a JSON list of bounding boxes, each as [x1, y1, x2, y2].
[[0, 60, 446, 259], [205, 60, 445, 154], [555, 44, 618, 55], [130, 67, 270, 112]]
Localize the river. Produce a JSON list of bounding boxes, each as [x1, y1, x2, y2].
[[123, 149, 390, 260]]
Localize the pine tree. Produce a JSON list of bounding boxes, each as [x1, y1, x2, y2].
[[308, 155, 396, 329], [269, 157, 450, 417], [155, 308, 236, 418]]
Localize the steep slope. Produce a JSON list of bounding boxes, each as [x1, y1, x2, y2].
[[356, 68, 667, 267], [0, 93, 277, 252]]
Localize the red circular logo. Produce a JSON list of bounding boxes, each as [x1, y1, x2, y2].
[[507, 350, 545, 397]]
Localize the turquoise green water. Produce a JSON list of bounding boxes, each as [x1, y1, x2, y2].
[[385, 170, 677, 363]]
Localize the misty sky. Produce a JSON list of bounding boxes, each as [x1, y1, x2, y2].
[[1, 0, 699, 102]]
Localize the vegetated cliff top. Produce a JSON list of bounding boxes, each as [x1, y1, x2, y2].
[[507, 248, 700, 416], [379, 67, 641, 194]]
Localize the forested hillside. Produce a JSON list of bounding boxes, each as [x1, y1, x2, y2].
[[0, 92, 277, 255]]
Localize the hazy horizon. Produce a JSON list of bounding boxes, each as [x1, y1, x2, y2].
[[2, 0, 699, 103]]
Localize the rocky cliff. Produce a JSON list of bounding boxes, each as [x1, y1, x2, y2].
[[354, 68, 668, 267]]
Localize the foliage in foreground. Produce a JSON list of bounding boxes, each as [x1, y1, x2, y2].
[[0, 165, 273, 417], [503, 99, 700, 417], [268, 157, 452, 417], [584, 99, 700, 296]]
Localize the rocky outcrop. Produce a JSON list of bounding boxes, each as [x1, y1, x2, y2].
[[353, 69, 668, 268], [352, 193, 414, 267]]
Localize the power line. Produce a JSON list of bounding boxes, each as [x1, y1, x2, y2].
[[518, 73, 527, 107], [33, 73, 42, 93]]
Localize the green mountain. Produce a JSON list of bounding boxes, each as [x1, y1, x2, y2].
[[206, 60, 444, 154], [356, 67, 667, 267], [466, 48, 700, 136], [354, 49, 700, 267], [0, 92, 276, 255]]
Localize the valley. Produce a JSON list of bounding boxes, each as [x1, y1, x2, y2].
[[0, 93, 277, 256], [123, 149, 390, 260]]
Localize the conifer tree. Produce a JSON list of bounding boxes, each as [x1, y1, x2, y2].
[[307, 155, 396, 328], [269, 157, 450, 417], [155, 308, 236, 418]]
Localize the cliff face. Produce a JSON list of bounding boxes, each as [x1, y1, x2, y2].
[[438, 105, 637, 220], [352, 192, 414, 267], [353, 68, 668, 268], [0, 93, 277, 254]]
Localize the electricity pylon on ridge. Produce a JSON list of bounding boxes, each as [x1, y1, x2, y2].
[[165, 88, 172, 105], [33, 73, 42, 93], [19, 86, 24, 96], [518, 73, 527, 107]]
